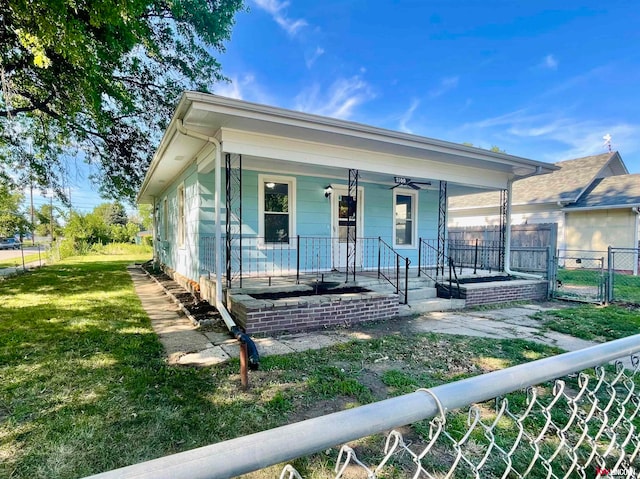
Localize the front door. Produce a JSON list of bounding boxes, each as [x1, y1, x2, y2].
[[332, 186, 364, 270]]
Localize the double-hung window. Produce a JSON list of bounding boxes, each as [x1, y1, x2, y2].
[[259, 175, 296, 244], [394, 191, 417, 247]]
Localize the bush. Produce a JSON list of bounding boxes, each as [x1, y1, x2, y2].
[[91, 242, 152, 256]]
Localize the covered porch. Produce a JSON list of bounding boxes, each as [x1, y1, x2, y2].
[[139, 93, 556, 332]]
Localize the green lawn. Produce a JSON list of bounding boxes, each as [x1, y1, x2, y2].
[[2, 255, 638, 478], [557, 268, 640, 303], [535, 303, 640, 341], [0, 252, 43, 269]]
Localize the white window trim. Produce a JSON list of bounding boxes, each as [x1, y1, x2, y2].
[[393, 189, 418, 249], [177, 183, 185, 248], [163, 197, 169, 241], [258, 174, 296, 247]]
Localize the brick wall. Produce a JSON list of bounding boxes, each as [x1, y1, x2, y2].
[[228, 291, 399, 334], [462, 279, 548, 307]]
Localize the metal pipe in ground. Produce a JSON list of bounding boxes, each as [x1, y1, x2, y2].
[[82, 335, 640, 479]]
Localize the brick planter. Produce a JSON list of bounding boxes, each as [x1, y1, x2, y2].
[[228, 291, 399, 334], [461, 279, 549, 307]]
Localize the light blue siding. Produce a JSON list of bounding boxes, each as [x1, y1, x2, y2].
[[159, 165, 439, 282]]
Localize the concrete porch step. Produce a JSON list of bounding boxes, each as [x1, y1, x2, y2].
[[398, 297, 466, 315]]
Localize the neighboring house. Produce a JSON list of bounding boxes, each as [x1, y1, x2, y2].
[[449, 151, 640, 254], [137, 92, 554, 330]]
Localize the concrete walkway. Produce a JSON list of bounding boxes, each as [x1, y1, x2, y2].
[[128, 266, 600, 368]]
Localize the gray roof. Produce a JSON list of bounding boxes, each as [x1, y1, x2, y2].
[[450, 152, 621, 209], [566, 174, 640, 208]]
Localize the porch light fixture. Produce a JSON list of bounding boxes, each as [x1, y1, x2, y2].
[[324, 185, 333, 198]]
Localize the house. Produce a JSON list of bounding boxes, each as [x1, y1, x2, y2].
[[449, 151, 640, 259], [137, 92, 555, 333]]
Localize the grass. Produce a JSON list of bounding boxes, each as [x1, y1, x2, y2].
[[2, 256, 639, 478], [534, 303, 640, 341], [0, 252, 43, 269], [557, 267, 640, 303]]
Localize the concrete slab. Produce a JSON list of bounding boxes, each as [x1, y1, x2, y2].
[[204, 331, 236, 345], [467, 307, 538, 321], [279, 333, 348, 352], [177, 346, 230, 366], [542, 331, 598, 351], [253, 337, 296, 356], [158, 330, 213, 356]]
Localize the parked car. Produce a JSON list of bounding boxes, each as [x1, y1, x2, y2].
[[0, 238, 21, 250]]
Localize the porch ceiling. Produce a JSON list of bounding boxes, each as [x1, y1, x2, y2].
[[138, 92, 556, 203]]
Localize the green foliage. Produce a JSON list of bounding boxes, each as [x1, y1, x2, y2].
[[0, 183, 30, 237], [0, 0, 245, 202]]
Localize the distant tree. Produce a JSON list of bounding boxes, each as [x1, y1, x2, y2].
[[133, 204, 154, 231], [63, 211, 110, 246], [34, 203, 63, 238], [0, 0, 245, 202], [0, 184, 29, 237], [462, 142, 507, 154], [94, 202, 128, 226]]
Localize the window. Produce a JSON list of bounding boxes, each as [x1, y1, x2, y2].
[[177, 184, 185, 247], [394, 191, 417, 247], [163, 198, 168, 240], [259, 175, 296, 244]]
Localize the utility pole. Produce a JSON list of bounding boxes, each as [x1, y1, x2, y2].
[[50, 195, 54, 242], [30, 179, 34, 245]]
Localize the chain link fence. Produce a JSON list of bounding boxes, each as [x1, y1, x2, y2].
[[552, 254, 606, 303], [85, 336, 640, 479], [608, 247, 640, 304], [282, 359, 639, 479]]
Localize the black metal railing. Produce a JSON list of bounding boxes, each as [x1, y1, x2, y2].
[[201, 235, 409, 302], [418, 238, 460, 299], [447, 239, 502, 274], [377, 237, 410, 304]]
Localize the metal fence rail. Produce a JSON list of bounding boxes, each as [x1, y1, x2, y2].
[[85, 335, 640, 479]]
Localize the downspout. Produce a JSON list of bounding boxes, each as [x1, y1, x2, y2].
[[633, 207, 640, 276], [175, 119, 259, 369], [503, 174, 544, 280]]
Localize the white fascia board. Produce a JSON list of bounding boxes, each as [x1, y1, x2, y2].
[[564, 204, 640, 212], [220, 128, 510, 190], [186, 92, 555, 176]]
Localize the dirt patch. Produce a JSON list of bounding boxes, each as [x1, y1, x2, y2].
[[141, 262, 227, 333]]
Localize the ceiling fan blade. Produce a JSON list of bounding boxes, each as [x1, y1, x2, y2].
[[389, 184, 401, 189], [412, 181, 432, 186], [409, 183, 421, 190]]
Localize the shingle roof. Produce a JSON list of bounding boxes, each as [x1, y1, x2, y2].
[[566, 174, 640, 208], [450, 152, 618, 209]]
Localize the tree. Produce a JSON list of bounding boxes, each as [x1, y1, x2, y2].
[[0, 184, 29, 237], [34, 203, 63, 238], [0, 0, 244, 202], [94, 202, 128, 226]]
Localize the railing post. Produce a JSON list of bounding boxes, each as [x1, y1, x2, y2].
[[377, 237, 381, 279], [296, 235, 300, 285], [395, 254, 400, 295], [418, 238, 422, 277], [404, 258, 409, 304], [473, 239, 478, 275], [448, 257, 453, 299]]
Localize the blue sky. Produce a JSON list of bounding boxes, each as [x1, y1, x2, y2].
[[52, 0, 640, 212], [216, 0, 640, 165]]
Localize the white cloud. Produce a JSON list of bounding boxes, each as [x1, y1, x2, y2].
[[305, 46, 325, 69], [541, 54, 558, 70], [398, 99, 420, 134], [253, 0, 308, 36], [429, 76, 459, 98], [294, 76, 375, 120], [463, 109, 640, 161], [212, 74, 272, 104]]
